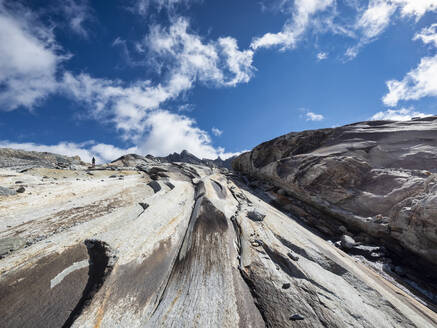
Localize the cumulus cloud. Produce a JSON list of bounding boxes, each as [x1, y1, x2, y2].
[[305, 111, 324, 121], [0, 5, 247, 159], [383, 55, 437, 106], [137, 110, 234, 159], [58, 18, 254, 158], [211, 127, 223, 136], [251, 0, 334, 50], [383, 24, 437, 106], [0, 140, 136, 164], [0, 1, 65, 111], [370, 108, 433, 121]]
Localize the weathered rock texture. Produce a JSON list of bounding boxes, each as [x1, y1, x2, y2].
[[0, 148, 87, 171], [233, 117, 437, 269], [1, 147, 437, 327]]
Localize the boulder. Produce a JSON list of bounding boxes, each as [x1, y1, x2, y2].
[[233, 116, 437, 266], [340, 235, 356, 249], [247, 210, 266, 222]]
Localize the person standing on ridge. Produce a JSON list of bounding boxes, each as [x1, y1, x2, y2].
[[92, 157, 96, 168]]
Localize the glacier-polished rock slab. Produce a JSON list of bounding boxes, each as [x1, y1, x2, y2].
[[0, 152, 436, 327]]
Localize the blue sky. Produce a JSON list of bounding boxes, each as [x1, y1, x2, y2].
[[0, 0, 436, 163]]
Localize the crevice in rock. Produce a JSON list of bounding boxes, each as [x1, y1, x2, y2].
[[227, 182, 267, 327], [61, 239, 116, 328], [147, 181, 161, 193], [150, 180, 205, 316], [210, 179, 227, 199]]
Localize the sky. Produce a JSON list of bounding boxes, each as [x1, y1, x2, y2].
[[0, 0, 436, 163]]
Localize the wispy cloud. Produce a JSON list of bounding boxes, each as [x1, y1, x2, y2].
[[127, 0, 201, 16], [346, 0, 437, 59], [211, 127, 223, 136], [413, 23, 437, 48], [317, 52, 328, 60], [251, 0, 334, 50], [61, 0, 93, 38], [178, 103, 195, 112]]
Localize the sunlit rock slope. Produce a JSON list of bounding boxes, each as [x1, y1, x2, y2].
[[0, 143, 436, 327]]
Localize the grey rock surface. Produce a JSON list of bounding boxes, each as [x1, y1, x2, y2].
[[0, 147, 436, 327], [0, 148, 87, 171], [0, 186, 16, 196], [233, 117, 437, 268]]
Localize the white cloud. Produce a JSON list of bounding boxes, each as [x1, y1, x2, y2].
[[370, 108, 433, 121], [392, 0, 437, 19], [317, 52, 328, 60], [383, 55, 437, 106], [137, 110, 234, 159], [251, 0, 334, 50], [59, 18, 253, 158], [0, 7, 245, 160], [89, 143, 138, 162], [382, 22, 437, 106], [211, 127, 223, 136], [0, 1, 64, 111], [305, 111, 324, 121], [61, 71, 191, 137], [0, 140, 136, 164], [358, 0, 396, 40], [345, 0, 396, 59], [414, 23, 437, 47]]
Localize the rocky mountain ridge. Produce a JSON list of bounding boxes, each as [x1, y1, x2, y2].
[[153, 149, 236, 169]]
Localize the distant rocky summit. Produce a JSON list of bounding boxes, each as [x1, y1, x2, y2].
[[154, 149, 236, 169], [107, 150, 235, 169], [1, 118, 437, 327]]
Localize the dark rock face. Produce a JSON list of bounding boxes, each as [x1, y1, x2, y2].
[[233, 117, 437, 267]]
